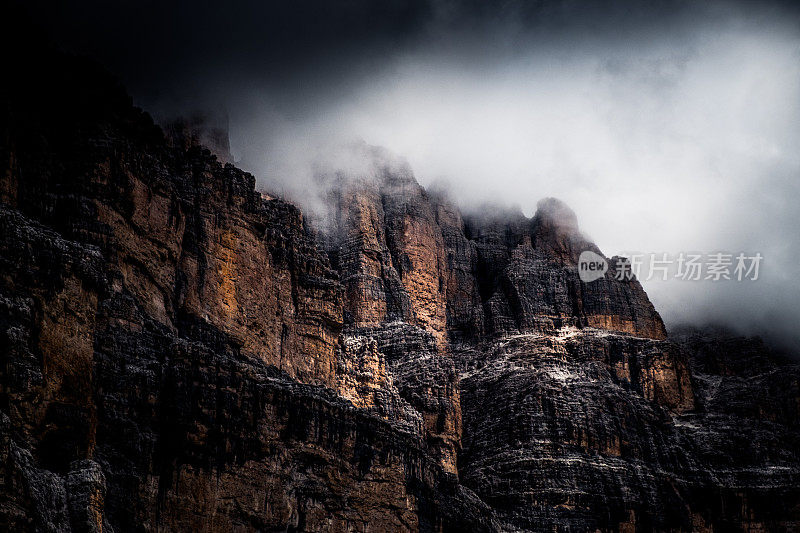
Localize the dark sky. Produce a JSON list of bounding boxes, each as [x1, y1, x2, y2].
[[12, 0, 800, 351], [22, 1, 798, 113], [21, 0, 433, 109]]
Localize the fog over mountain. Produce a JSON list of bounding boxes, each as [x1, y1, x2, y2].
[[21, 0, 800, 350]]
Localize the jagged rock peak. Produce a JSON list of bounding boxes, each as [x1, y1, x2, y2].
[[533, 196, 579, 235], [531, 196, 600, 265]]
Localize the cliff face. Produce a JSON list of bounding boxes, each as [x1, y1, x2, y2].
[[323, 151, 449, 345], [321, 148, 666, 346], [1, 48, 798, 532], [0, 51, 493, 532]]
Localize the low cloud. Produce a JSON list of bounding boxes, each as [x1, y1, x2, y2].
[[24, 0, 800, 351]]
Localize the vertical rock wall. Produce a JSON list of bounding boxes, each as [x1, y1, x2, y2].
[[1, 42, 798, 533]]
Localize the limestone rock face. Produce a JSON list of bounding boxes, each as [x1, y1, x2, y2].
[[1, 51, 343, 389], [457, 329, 799, 531], [457, 332, 694, 531], [322, 157, 665, 345], [1, 43, 799, 533], [463, 198, 667, 340], [435, 199, 485, 343], [0, 49, 495, 532], [323, 150, 448, 347], [345, 323, 462, 475]]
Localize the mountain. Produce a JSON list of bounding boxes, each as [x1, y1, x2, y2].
[[1, 46, 799, 532]]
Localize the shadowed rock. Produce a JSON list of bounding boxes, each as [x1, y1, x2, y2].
[[1, 38, 798, 533]]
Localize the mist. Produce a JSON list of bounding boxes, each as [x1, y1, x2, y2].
[[21, 0, 800, 350]]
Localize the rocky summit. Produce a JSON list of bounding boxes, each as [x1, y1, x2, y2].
[[1, 47, 799, 532]]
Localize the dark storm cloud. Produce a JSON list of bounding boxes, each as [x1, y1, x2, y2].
[[19, 0, 433, 108], [12, 0, 800, 352], [23, 1, 796, 109]]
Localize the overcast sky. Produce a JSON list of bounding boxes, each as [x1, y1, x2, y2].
[[21, 0, 800, 350]]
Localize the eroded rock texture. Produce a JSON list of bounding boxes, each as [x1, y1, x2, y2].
[[457, 328, 799, 531], [321, 155, 666, 347], [0, 48, 494, 532], [1, 42, 799, 533], [322, 151, 448, 347]]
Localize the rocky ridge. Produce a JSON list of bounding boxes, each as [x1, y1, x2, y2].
[[319, 147, 667, 346], [1, 45, 798, 532]]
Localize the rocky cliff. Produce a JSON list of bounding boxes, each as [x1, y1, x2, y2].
[[1, 45, 798, 532], [320, 149, 667, 346]]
